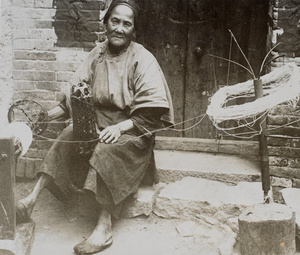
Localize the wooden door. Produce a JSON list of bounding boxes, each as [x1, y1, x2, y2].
[[137, 0, 269, 139]]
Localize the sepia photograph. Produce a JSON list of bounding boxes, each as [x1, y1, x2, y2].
[[1, 0, 300, 254]]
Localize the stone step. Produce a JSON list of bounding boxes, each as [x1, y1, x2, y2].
[[280, 187, 300, 240], [154, 177, 264, 223], [119, 177, 265, 233], [154, 149, 261, 184]]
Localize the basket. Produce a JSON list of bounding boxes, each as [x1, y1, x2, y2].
[[71, 82, 98, 158]]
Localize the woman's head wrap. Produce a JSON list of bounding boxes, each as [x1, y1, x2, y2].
[[103, 0, 139, 29]]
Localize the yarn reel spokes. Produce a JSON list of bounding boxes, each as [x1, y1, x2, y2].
[[8, 99, 48, 135]]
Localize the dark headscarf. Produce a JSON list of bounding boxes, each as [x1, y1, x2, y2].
[[103, 0, 139, 29]]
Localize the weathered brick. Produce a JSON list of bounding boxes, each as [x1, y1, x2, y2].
[[288, 158, 300, 169], [14, 50, 56, 61], [13, 0, 34, 7], [57, 72, 73, 82], [34, 158, 43, 173], [268, 146, 300, 158], [271, 176, 292, 188], [55, 62, 80, 72], [35, 39, 55, 51], [14, 81, 36, 90], [36, 81, 60, 91], [14, 60, 35, 70], [27, 29, 55, 39], [13, 39, 36, 50], [268, 137, 300, 147], [269, 105, 296, 115], [13, 70, 56, 81], [267, 115, 290, 125], [25, 158, 36, 178], [39, 100, 61, 110], [14, 90, 56, 101], [13, 7, 56, 19], [13, 29, 28, 39], [268, 125, 300, 137], [16, 157, 26, 178], [26, 148, 48, 158], [269, 156, 288, 167], [34, 0, 53, 8], [270, 166, 300, 179], [278, 0, 300, 8], [56, 50, 87, 62], [292, 178, 300, 188], [32, 139, 53, 150], [13, 19, 53, 29]]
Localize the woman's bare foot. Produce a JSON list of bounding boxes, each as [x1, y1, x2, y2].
[[16, 173, 51, 224], [74, 209, 113, 254]]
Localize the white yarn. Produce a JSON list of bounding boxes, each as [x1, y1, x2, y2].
[[206, 63, 300, 126], [0, 122, 33, 156]]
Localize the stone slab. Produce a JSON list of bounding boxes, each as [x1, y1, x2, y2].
[[154, 177, 265, 221], [281, 187, 300, 238], [239, 203, 295, 255], [154, 150, 261, 184], [0, 222, 35, 255], [121, 184, 165, 218]]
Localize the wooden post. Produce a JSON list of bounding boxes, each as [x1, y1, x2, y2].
[[0, 137, 16, 240], [254, 79, 271, 199]]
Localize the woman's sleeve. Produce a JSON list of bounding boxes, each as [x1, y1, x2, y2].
[[130, 107, 169, 137]]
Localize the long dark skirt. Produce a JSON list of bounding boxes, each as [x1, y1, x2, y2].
[[38, 124, 157, 218]]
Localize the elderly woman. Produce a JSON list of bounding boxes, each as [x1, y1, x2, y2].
[[16, 0, 174, 254]]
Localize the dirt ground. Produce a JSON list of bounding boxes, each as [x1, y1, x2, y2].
[[16, 181, 222, 255]]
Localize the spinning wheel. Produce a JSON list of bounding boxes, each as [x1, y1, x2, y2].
[[8, 100, 48, 135]]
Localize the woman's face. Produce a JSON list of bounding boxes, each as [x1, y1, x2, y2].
[[106, 5, 135, 53]]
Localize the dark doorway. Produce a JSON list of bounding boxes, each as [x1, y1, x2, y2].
[[136, 0, 270, 139]]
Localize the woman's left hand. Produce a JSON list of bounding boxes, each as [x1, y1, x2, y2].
[[99, 125, 121, 144]]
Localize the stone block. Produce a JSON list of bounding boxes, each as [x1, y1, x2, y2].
[[269, 156, 288, 167], [34, 40, 56, 51], [13, 39, 35, 50], [16, 70, 56, 82], [25, 148, 48, 159], [269, 146, 300, 158], [269, 105, 296, 115], [14, 51, 56, 61], [154, 177, 264, 220], [56, 72, 74, 82], [293, 178, 300, 188], [278, 0, 300, 8], [25, 158, 36, 179], [268, 137, 300, 147], [34, 0, 53, 8], [288, 158, 300, 168], [16, 157, 26, 178], [271, 176, 293, 188], [268, 115, 290, 125], [35, 81, 60, 91], [14, 81, 36, 91], [270, 166, 300, 179], [15, 90, 56, 101], [13, 7, 55, 19], [121, 184, 165, 218], [281, 187, 300, 239], [239, 203, 295, 255], [27, 29, 55, 40], [0, 222, 35, 255], [13, 29, 28, 39], [13, 0, 34, 7]]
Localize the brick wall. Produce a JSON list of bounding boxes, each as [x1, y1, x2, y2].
[[267, 0, 300, 197], [11, 0, 300, 185], [12, 0, 109, 178]]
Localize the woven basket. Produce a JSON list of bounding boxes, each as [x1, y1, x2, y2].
[[71, 82, 98, 158]]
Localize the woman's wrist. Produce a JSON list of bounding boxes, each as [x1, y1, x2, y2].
[[115, 119, 134, 134]]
